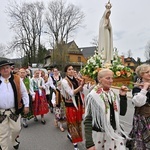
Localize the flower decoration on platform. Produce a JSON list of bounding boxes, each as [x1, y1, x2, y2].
[[80, 52, 103, 79], [80, 50, 133, 80], [110, 56, 133, 78]]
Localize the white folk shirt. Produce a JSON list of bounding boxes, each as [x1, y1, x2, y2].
[[0, 76, 29, 109], [45, 76, 56, 90]]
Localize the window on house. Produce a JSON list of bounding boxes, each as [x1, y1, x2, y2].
[[78, 57, 81, 62], [128, 63, 130, 66]]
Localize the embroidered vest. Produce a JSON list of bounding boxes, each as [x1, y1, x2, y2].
[[64, 77, 73, 103], [23, 77, 30, 93], [9, 74, 23, 114], [64, 77, 83, 109], [51, 75, 61, 87], [32, 78, 42, 91], [55, 89, 63, 107]]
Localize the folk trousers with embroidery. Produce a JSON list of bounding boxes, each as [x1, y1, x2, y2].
[[0, 109, 21, 150]]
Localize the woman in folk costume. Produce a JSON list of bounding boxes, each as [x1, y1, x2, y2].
[[126, 64, 150, 150], [51, 68, 62, 87], [73, 70, 86, 114], [49, 68, 62, 113], [84, 69, 129, 150], [45, 74, 56, 113], [51, 81, 66, 132], [30, 69, 49, 124], [44, 74, 51, 107], [18, 68, 35, 128], [61, 65, 85, 150]]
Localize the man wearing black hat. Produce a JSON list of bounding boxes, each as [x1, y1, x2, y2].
[[0, 60, 29, 150]]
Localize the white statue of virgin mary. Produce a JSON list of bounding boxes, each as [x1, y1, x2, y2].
[[98, 1, 113, 63]]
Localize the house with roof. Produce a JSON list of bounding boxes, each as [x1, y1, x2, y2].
[[121, 56, 138, 71], [44, 40, 87, 71], [44, 40, 139, 73], [79, 46, 97, 59]]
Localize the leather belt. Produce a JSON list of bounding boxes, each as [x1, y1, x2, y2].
[[5, 109, 11, 111], [0, 108, 11, 111], [0, 108, 14, 112]]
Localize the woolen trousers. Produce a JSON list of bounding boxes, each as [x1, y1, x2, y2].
[[0, 109, 21, 150]]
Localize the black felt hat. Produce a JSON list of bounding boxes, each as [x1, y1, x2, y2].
[[0, 60, 14, 67]]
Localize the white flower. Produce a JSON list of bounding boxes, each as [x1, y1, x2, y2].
[[103, 63, 112, 68], [117, 65, 124, 69], [93, 61, 96, 65]]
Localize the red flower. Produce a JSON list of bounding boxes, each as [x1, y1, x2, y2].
[[120, 70, 125, 75], [96, 87, 102, 94], [113, 101, 118, 111]]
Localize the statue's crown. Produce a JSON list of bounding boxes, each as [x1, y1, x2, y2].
[[105, 1, 112, 9]]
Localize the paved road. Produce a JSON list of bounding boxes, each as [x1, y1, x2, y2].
[[9, 111, 86, 150], [9, 90, 134, 150]]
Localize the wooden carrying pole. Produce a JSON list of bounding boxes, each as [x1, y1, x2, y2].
[[111, 85, 131, 92]]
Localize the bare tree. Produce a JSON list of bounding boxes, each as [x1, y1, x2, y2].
[[0, 44, 6, 57], [137, 57, 141, 65], [127, 49, 132, 57], [6, 1, 45, 66], [45, 0, 84, 70], [91, 36, 98, 47], [145, 41, 150, 61], [46, 0, 84, 44], [51, 42, 67, 67]]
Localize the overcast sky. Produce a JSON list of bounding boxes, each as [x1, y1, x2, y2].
[[0, 0, 150, 61]]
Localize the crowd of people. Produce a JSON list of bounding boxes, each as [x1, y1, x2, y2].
[[0, 60, 150, 150]]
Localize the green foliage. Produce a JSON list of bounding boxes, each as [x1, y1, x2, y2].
[[110, 56, 133, 78], [80, 53, 133, 79], [80, 53, 103, 79]]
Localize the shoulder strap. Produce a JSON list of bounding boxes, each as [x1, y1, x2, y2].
[[51, 76, 54, 82], [65, 77, 72, 88], [59, 75, 61, 81]]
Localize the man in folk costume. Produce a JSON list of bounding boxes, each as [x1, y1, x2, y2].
[[18, 68, 35, 128], [0, 60, 29, 150], [61, 65, 85, 150]]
